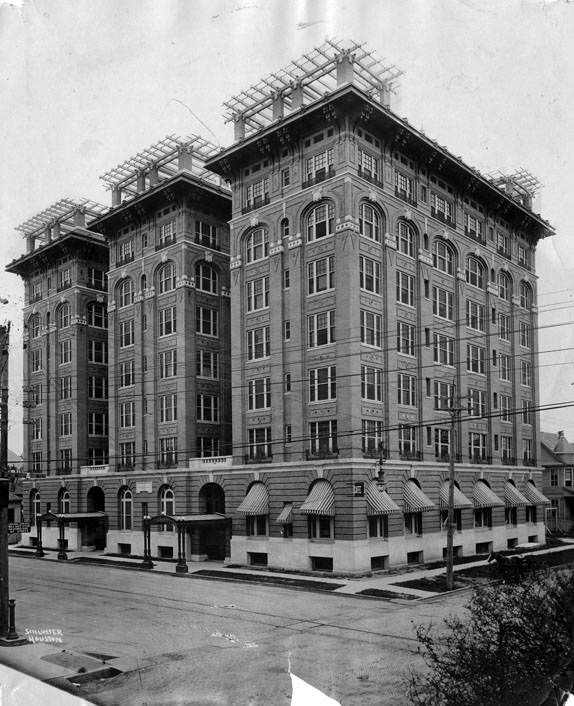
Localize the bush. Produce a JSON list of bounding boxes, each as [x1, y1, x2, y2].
[[406, 569, 574, 705]]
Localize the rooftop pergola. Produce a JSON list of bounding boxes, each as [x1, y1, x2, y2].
[[99, 134, 225, 204], [224, 38, 404, 139], [489, 168, 542, 199], [16, 197, 107, 246]]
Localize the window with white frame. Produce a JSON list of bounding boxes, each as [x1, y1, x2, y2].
[[307, 203, 335, 241], [88, 340, 107, 364], [159, 349, 177, 378], [196, 350, 218, 379], [308, 310, 335, 347], [159, 438, 178, 466], [119, 442, 136, 468], [31, 418, 42, 440], [307, 255, 335, 296], [466, 300, 485, 332], [309, 366, 336, 402], [195, 221, 217, 249], [308, 514, 334, 539], [433, 240, 454, 275], [119, 401, 135, 428], [468, 388, 486, 417], [398, 373, 417, 406], [246, 276, 269, 310], [59, 339, 72, 365], [522, 438, 533, 462], [499, 313, 511, 341], [396, 221, 415, 257], [433, 333, 455, 366], [522, 399, 533, 425], [158, 220, 176, 246], [362, 419, 384, 454], [158, 262, 176, 294], [435, 428, 451, 459], [245, 229, 269, 263], [434, 381, 453, 411], [404, 511, 423, 536], [59, 412, 72, 437], [31, 280, 42, 301], [431, 192, 454, 222], [359, 256, 381, 294], [500, 394, 512, 422], [119, 488, 133, 530], [309, 420, 338, 455], [466, 257, 484, 289], [433, 286, 453, 320], [359, 203, 381, 242], [59, 376, 72, 400], [396, 271, 415, 306], [198, 437, 220, 458], [31, 348, 42, 372], [399, 425, 417, 456], [248, 427, 272, 460], [196, 263, 218, 294], [474, 506, 492, 529], [359, 149, 379, 180], [305, 148, 334, 182], [196, 306, 218, 337], [369, 515, 388, 539], [244, 177, 269, 209], [247, 326, 270, 360], [521, 360, 532, 387], [87, 302, 107, 328], [197, 394, 218, 422], [117, 239, 134, 263], [59, 268, 71, 289], [57, 303, 70, 329], [58, 489, 71, 513], [361, 310, 382, 347], [248, 378, 271, 410], [395, 170, 414, 201], [465, 213, 483, 240], [497, 231, 511, 257], [501, 435, 513, 460], [397, 321, 416, 356], [159, 307, 176, 337], [29, 314, 41, 338], [499, 354, 512, 382], [467, 344, 486, 374], [361, 365, 383, 402], [31, 383, 42, 405], [518, 245, 530, 268], [498, 271, 512, 301], [119, 319, 134, 347], [159, 393, 178, 423], [118, 279, 134, 308], [119, 360, 134, 387], [519, 321, 532, 349], [88, 411, 108, 436], [520, 282, 533, 309]]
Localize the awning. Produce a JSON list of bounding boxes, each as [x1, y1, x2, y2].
[[403, 481, 435, 513], [236, 483, 269, 515], [473, 482, 505, 508], [439, 482, 473, 509], [276, 503, 293, 524], [300, 480, 335, 516], [40, 511, 106, 522], [523, 481, 551, 505], [365, 481, 401, 515], [504, 482, 530, 507]]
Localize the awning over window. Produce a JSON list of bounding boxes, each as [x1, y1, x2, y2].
[[300, 480, 335, 516], [473, 482, 505, 508], [366, 482, 401, 515], [504, 482, 530, 507], [439, 482, 473, 510], [236, 483, 269, 515], [523, 481, 551, 505], [403, 481, 435, 513], [276, 503, 293, 524]]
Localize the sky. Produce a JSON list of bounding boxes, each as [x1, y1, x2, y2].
[[1, 0, 574, 454]]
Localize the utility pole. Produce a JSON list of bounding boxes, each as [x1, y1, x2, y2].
[[445, 383, 463, 592], [0, 322, 10, 636]]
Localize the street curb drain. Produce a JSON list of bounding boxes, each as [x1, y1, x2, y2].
[[68, 667, 122, 685]]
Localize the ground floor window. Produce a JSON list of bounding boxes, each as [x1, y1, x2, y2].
[[440, 509, 462, 532], [368, 515, 388, 538], [474, 508, 492, 528], [525, 506, 537, 523], [246, 515, 268, 536], [404, 512, 423, 536], [505, 507, 517, 526], [308, 515, 333, 539]]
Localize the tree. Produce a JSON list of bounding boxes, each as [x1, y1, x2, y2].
[[406, 569, 574, 706]]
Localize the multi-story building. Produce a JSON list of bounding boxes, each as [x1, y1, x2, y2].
[[541, 430, 574, 534], [205, 40, 553, 572]]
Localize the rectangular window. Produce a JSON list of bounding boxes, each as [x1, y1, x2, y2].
[[431, 192, 454, 223], [521, 360, 532, 387], [88, 376, 107, 399], [396, 271, 415, 306], [434, 381, 453, 411], [361, 365, 383, 402], [88, 412, 108, 436], [247, 326, 270, 360], [31, 348, 42, 372], [432, 287, 453, 320], [305, 148, 334, 183], [284, 373, 291, 393], [31, 280, 42, 301], [435, 428, 451, 460], [399, 425, 417, 457], [520, 321, 532, 349], [283, 269, 290, 289], [499, 354, 512, 382], [309, 366, 337, 402], [281, 167, 290, 188], [308, 310, 335, 347], [361, 310, 382, 347], [59, 448, 72, 473], [246, 276, 270, 311], [469, 432, 487, 461], [500, 395, 512, 422], [159, 349, 177, 378], [465, 213, 483, 240], [499, 313, 511, 341], [501, 435, 513, 461], [159, 437, 178, 466], [159, 393, 178, 423], [119, 360, 135, 387], [119, 401, 135, 428], [197, 394, 219, 422], [284, 320, 291, 341], [394, 170, 414, 202], [523, 438, 533, 462], [195, 221, 217, 249], [59, 339, 72, 364], [518, 245, 529, 268], [467, 344, 486, 374], [397, 321, 416, 356], [522, 399, 533, 425], [359, 149, 379, 181], [284, 425, 292, 443], [248, 427, 272, 460], [244, 177, 270, 210], [362, 419, 384, 453], [196, 350, 218, 379], [117, 239, 134, 263], [59, 412, 72, 437], [158, 220, 176, 246], [398, 373, 417, 406], [497, 231, 511, 258], [88, 340, 108, 364], [405, 512, 423, 536], [119, 441, 136, 468], [359, 256, 381, 294], [468, 388, 486, 418], [474, 507, 492, 529], [196, 306, 218, 337], [308, 256, 335, 295], [466, 300, 485, 332], [159, 307, 176, 336], [248, 378, 271, 410], [198, 437, 220, 458], [59, 376, 72, 400], [31, 418, 42, 440], [309, 420, 338, 455], [433, 333, 454, 366], [59, 268, 71, 289], [119, 319, 134, 348]]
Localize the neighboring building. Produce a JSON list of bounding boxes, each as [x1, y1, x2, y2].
[[541, 430, 574, 534]]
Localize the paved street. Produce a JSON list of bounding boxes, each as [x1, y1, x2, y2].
[[1, 556, 471, 705]]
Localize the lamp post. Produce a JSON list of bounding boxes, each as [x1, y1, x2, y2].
[[141, 502, 154, 569], [446, 385, 465, 591], [0, 322, 10, 636]]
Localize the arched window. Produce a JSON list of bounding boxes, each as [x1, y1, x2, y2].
[[433, 240, 454, 275], [307, 203, 334, 242], [119, 487, 133, 530], [465, 257, 484, 289], [117, 278, 134, 308], [157, 262, 176, 294], [520, 281, 533, 309], [245, 228, 269, 263], [359, 203, 381, 242], [57, 303, 71, 329], [29, 314, 41, 339], [195, 262, 218, 294], [140, 273, 147, 291], [30, 490, 41, 526], [280, 218, 290, 238], [396, 221, 415, 257], [58, 488, 70, 514], [159, 486, 175, 532], [498, 271, 512, 301], [87, 302, 108, 329]]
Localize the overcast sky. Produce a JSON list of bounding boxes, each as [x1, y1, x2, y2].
[[1, 0, 573, 454]]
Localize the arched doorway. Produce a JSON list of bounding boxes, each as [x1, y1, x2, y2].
[[198, 483, 226, 560], [86, 486, 106, 549]]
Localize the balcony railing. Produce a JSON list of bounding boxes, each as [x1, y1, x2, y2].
[[357, 166, 383, 188], [302, 165, 335, 189], [431, 207, 456, 228], [245, 452, 273, 464], [400, 450, 422, 461], [395, 187, 417, 207], [189, 455, 233, 470], [465, 228, 486, 245], [242, 194, 270, 214], [116, 253, 135, 266], [155, 236, 177, 252], [501, 456, 517, 466], [57, 281, 72, 292], [194, 236, 220, 251], [497, 246, 512, 260], [306, 449, 339, 461], [80, 464, 110, 476], [436, 453, 463, 463], [522, 457, 538, 467], [470, 454, 492, 465]]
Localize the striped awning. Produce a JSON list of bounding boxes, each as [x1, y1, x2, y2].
[[504, 482, 530, 507], [300, 480, 335, 516], [523, 481, 551, 505], [366, 482, 401, 515], [236, 483, 269, 515], [473, 481, 505, 508], [276, 503, 293, 524], [439, 482, 473, 510], [403, 481, 435, 513]]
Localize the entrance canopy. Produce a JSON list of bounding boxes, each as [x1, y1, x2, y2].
[[147, 513, 229, 527], [39, 511, 106, 523]]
